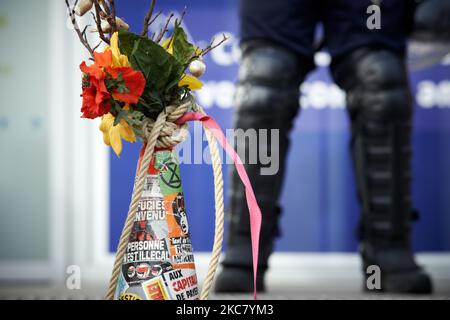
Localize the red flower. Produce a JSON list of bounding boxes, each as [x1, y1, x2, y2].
[[109, 67, 146, 104], [79, 50, 146, 118], [80, 79, 111, 119], [79, 51, 113, 119]]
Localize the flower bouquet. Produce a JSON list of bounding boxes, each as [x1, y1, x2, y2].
[[66, 0, 261, 300]]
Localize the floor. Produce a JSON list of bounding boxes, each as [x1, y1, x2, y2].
[[1, 253, 449, 300], [1, 281, 449, 300]]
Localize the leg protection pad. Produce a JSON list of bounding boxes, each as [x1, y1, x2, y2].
[[224, 41, 309, 268], [332, 47, 414, 244]]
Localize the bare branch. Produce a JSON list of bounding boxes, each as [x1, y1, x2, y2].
[[99, 1, 117, 33], [141, 0, 156, 36], [93, 41, 103, 51], [177, 7, 186, 26], [65, 0, 94, 56], [147, 10, 164, 42], [73, 0, 80, 10], [81, 24, 89, 37], [148, 10, 162, 27], [106, 0, 118, 33], [100, 0, 111, 15], [92, 0, 110, 44], [155, 12, 174, 44], [200, 33, 229, 57], [165, 34, 174, 50], [169, 8, 186, 50]]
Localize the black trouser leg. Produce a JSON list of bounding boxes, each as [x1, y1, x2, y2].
[[214, 41, 310, 293], [332, 47, 432, 294]]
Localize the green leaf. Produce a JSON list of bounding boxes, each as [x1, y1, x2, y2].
[[113, 108, 129, 126], [110, 100, 122, 116], [113, 114, 121, 126], [117, 30, 193, 119], [171, 23, 195, 64], [118, 30, 184, 92]]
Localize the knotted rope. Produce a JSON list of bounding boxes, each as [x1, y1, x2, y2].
[[105, 101, 224, 300]]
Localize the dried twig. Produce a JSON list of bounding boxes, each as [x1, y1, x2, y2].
[[149, 11, 162, 26], [92, 0, 110, 44], [93, 41, 103, 51], [100, 0, 111, 15], [65, 0, 94, 56], [148, 11, 162, 39], [164, 34, 174, 51], [200, 34, 229, 57], [81, 24, 89, 37], [177, 8, 186, 25], [141, 0, 156, 36], [164, 13, 184, 51], [154, 12, 174, 43], [167, 8, 186, 49], [106, 0, 118, 33]]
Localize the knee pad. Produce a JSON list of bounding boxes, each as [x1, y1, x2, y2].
[[413, 0, 450, 42], [227, 43, 307, 246], [333, 48, 413, 123], [234, 41, 308, 130], [333, 48, 414, 241]]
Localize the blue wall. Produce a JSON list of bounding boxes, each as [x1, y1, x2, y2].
[[110, 0, 450, 253]]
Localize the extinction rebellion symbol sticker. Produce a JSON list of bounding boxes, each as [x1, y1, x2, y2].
[[156, 151, 183, 195], [160, 161, 182, 189]]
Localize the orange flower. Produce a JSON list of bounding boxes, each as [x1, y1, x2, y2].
[[80, 51, 113, 87], [79, 47, 145, 119], [80, 51, 113, 119], [80, 81, 111, 119], [108, 67, 146, 104]]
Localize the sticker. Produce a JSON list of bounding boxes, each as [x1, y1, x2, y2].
[[135, 196, 168, 240], [127, 266, 135, 278], [123, 260, 173, 285], [142, 175, 161, 197], [125, 240, 170, 263], [151, 264, 164, 277], [119, 293, 142, 300], [161, 269, 199, 300], [114, 271, 129, 300], [168, 236, 195, 269], [115, 149, 199, 300], [165, 193, 189, 238], [159, 161, 182, 189], [142, 276, 170, 300], [155, 151, 183, 195], [136, 263, 151, 279]]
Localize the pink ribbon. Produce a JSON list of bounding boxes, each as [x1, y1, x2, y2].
[[176, 112, 262, 300]]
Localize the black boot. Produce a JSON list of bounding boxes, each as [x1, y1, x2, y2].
[[333, 47, 433, 294], [214, 41, 310, 293]]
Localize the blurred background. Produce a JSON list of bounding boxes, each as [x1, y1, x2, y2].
[[0, 0, 449, 299]]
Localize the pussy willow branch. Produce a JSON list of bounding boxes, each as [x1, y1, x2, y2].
[[65, 0, 94, 57], [141, 0, 156, 36]]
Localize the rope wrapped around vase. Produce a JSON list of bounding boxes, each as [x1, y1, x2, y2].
[[105, 101, 224, 300]]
